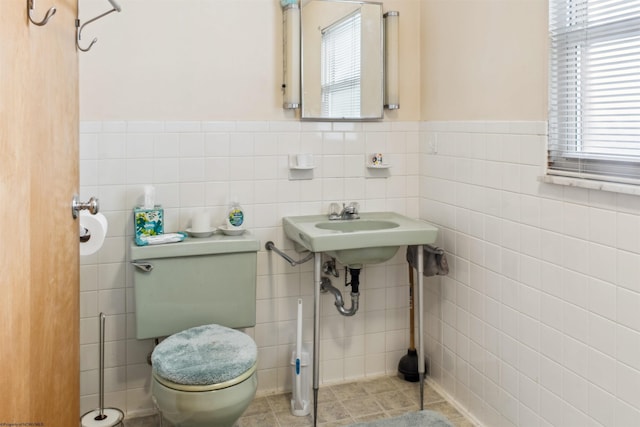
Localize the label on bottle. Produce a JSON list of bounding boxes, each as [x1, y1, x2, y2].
[[228, 207, 244, 227]]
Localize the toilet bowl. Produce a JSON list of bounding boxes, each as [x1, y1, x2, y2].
[[150, 324, 258, 427], [130, 234, 260, 427], [152, 371, 257, 427]]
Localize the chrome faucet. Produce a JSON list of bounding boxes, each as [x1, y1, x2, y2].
[[329, 202, 360, 220]]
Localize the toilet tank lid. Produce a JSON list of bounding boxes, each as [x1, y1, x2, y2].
[[152, 324, 257, 386], [130, 233, 259, 260]]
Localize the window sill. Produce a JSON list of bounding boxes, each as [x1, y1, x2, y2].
[[539, 174, 640, 196]]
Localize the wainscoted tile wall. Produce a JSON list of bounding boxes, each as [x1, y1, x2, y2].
[[80, 119, 640, 425], [421, 122, 640, 426], [78, 120, 421, 417]]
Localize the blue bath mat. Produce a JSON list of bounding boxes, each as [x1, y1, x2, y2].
[[348, 410, 454, 427]]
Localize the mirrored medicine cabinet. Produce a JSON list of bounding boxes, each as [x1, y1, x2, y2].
[[300, 0, 384, 120]]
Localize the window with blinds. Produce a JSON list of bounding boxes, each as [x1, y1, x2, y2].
[[548, 0, 640, 185], [321, 10, 361, 118]]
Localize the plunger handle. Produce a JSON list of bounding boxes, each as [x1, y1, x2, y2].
[[408, 265, 415, 351]]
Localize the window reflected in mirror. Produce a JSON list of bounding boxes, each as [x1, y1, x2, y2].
[[302, 0, 383, 120], [321, 10, 362, 118]]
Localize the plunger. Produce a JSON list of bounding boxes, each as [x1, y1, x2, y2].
[[398, 265, 419, 382]]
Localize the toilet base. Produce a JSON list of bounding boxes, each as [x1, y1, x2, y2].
[[152, 371, 257, 427]]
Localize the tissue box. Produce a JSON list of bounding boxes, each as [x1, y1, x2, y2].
[[134, 206, 164, 245]]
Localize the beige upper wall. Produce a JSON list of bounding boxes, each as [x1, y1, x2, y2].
[[80, 0, 284, 121], [421, 0, 548, 121], [80, 0, 421, 121], [80, 0, 546, 122]]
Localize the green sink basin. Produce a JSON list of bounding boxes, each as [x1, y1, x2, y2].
[[283, 212, 438, 267]]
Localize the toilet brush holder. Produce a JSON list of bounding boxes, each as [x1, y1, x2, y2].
[[290, 349, 311, 416], [81, 313, 124, 427]]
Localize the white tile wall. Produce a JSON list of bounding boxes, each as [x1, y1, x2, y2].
[[421, 121, 640, 427], [79, 120, 421, 417], [79, 119, 640, 425]]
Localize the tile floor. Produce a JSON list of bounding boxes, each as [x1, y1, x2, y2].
[[123, 375, 474, 427]]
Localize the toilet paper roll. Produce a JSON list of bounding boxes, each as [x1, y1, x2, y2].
[[79, 211, 108, 256]]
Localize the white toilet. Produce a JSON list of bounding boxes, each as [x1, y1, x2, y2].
[[131, 234, 260, 427]]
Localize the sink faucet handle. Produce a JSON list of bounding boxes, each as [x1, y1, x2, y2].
[[329, 202, 341, 215], [341, 202, 360, 219]]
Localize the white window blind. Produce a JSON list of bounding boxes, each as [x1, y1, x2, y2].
[[548, 0, 640, 185], [321, 10, 361, 118]]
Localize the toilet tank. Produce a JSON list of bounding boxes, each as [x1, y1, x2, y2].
[[130, 234, 260, 339]]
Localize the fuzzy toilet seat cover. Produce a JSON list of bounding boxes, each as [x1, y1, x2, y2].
[[152, 324, 257, 386]]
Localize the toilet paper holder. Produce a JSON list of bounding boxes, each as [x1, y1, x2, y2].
[[72, 194, 99, 219]]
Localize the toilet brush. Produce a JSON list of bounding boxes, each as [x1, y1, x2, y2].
[[291, 299, 310, 416], [81, 313, 124, 427]]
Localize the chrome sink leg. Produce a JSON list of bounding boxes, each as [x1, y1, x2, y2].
[[417, 245, 425, 409], [313, 252, 321, 427]]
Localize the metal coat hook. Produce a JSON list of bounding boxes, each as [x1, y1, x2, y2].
[[76, 0, 121, 52], [28, 0, 56, 26]]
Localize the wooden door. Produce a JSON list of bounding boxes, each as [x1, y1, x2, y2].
[[0, 0, 79, 425]]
